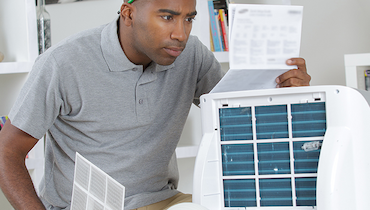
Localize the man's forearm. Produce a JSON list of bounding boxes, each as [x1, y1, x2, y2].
[[0, 149, 46, 209]]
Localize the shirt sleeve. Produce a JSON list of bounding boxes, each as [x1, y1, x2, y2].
[[8, 52, 63, 139]]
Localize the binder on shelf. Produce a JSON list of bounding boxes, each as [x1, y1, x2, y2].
[[207, 0, 222, 52]]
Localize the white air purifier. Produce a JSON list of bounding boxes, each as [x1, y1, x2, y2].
[[193, 85, 370, 210]]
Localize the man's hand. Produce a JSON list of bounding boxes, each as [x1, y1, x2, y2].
[[276, 58, 311, 88]]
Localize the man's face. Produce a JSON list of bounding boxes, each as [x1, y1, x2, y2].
[[129, 0, 197, 66]]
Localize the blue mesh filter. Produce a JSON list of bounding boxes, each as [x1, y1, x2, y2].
[[291, 102, 326, 138], [257, 142, 290, 175], [255, 105, 289, 139], [293, 141, 322, 173], [222, 144, 255, 176], [223, 179, 257, 207], [219, 107, 253, 141], [219, 103, 324, 208], [259, 178, 293, 206], [295, 177, 317, 206]]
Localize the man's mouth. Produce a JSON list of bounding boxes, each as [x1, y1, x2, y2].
[[163, 47, 184, 57]]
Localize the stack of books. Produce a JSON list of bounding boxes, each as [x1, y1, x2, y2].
[[208, 0, 229, 52]]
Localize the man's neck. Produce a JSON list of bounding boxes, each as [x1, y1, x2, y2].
[[117, 18, 151, 70]]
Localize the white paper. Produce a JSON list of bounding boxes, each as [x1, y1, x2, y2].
[[71, 152, 125, 210], [212, 4, 303, 93], [211, 69, 287, 93]]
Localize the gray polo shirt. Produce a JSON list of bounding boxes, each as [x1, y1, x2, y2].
[[9, 18, 223, 209]]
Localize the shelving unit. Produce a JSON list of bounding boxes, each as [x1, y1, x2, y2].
[[0, 0, 44, 196], [344, 53, 370, 90]]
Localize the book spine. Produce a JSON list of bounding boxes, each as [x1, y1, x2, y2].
[[219, 9, 229, 51], [215, 9, 224, 51], [208, 0, 222, 52], [209, 25, 215, 52]]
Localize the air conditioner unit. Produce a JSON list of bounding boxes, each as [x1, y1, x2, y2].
[[193, 85, 370, 210]]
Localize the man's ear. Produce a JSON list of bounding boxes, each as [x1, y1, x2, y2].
[[120, 3, 134, 26]]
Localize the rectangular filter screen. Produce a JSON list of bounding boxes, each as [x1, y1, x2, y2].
[[220, 102, 326, 208]]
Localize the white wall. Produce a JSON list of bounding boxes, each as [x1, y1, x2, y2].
[[46, 0, 122, 44], [294, 0, 370, 86]]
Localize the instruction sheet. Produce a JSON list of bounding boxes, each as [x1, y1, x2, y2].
[[211, 4, 303, 93]]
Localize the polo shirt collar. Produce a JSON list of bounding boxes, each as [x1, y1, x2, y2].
[[101, 18, 175, 72]]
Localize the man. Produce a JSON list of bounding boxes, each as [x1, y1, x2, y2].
[[0, 0, 310, 209]]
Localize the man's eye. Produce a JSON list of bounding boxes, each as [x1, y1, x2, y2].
[[162, 15, 173, 20], [186, 17, 195, 23]]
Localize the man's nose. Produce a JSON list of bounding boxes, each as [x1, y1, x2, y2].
[[170, 20, 188, 42]]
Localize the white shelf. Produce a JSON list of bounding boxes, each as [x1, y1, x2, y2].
[[344, 53, 370, 90], [0, 62, 34, 74]]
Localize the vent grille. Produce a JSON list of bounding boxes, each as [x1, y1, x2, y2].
[[292, 103, 326, 138], [256, 105, 289, 139], [259, 178, 293, 206], [219, 107, 253, 141], [295, 177, 317, 206], [223, 179, 257, 207], [293, 141, 322, 174], [222, 144, 255, 176], [257, 142, 290, 175]]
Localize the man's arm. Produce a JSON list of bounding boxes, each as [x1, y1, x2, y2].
[[276, 58, 311, 88], [0, 120, 46, 210]]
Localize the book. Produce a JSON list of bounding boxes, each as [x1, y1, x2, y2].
[[215, 9, 224, 51], [209, 26, 215, 52], [219, 9, 229, 51], [208, 0, 222, 52], [365, 70, 370, 91]]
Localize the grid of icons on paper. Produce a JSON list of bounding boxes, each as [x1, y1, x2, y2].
[[219, 102, 326, 208], [71, 153, 125, 210]]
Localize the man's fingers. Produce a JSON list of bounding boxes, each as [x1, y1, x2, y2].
[[286, 58, 306, 66], [276, 68, 311, 88], [287, 58, 307, 73]]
